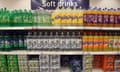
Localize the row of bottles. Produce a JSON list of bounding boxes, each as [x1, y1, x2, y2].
[[1, 7, 120, 27], [0, 55, 60, 72], [1, 54, 120, 72], [1, 30, 120, 51], [84, 7, 120, 27], [52, 7, 84, 26], [26, 31, 82, 50], [0, 31, 27, 51], [0, 8, 52, 27], [83, 31, 120, 51]]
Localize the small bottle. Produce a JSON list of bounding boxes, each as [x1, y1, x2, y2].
[[103, 8, 109, 27], [55, 32, 59, 49], [0, 32, 4, 51], [88, 32, 94, 51], [18, 32, 24, 50], [113, 32, 119, 51], [93, 32, 99, 51], [109, 8, 115, 27], [4, 32, 12, 51], [82, 32, 88, 51], [71, 32, 77, 49], [98, 32, 104, 51], [33, 32, 38, 50], [26, 32, 33, 50], [38, 32, 43, 50], [60, 32, 65, 49], [13, 32, 19, 50], [108, 32, 114, 51], [103, 32, 109, 51]]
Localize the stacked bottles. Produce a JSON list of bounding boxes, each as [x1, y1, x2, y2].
[[84, 7, 120, 27], [0, 8, 52, 27], [7, 55, 19, 72], [83, 55, 93, 72], [52, 7, 84, 26], [0, 31, 27, 51], [0, 8, 10, 27], [0, 55, 8, 72], [102, 55, 115, 72], [93, 55, 103, 69], [33, 10, 52, 26], [27, 31, 82, 50], [28, 55, 40, 72], [39, 55, 60, 72], [82, 31, 120, 51], [18, 55, 28, 72], [70, 56, 83, 72], [114, 55, 120, 72]]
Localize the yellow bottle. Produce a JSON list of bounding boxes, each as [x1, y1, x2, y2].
[[72, 7, 78, 26], [52, 7, 61, 26], [61, 7, 66, 26], [77, 7, 84, 26], [65, 7, 71, 26]]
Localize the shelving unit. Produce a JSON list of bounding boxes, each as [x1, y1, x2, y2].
[[0, 51, 120, 55], [1, 26, 120, 30]]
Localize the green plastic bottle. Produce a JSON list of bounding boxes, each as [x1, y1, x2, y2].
[[13, 32, 19, 50], [33, 10, 38, 26], [4, 32, 12, 51], [28, 10, 33, 26], [18, 10, 23, 26], [0, 55, 8, 72], [18, 32, 24, 50], [37, 10, 43, 26], [0, 32, 4, 51]]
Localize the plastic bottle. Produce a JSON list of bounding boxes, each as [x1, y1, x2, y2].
[[13, 32, 19, 50], [33, 32, 38, 50], [0, 32, 4, 51], [83, 8, 88, 26], [109, 8, 115, 27], [4, 32, 12, 51], [77, 8, 84, 26], [88, 32, 94, 51], [103, 32, 109, 51], [72, 7, 78, 26], [88, 7, 94, 26], [18, 32, 25, 50], [118, 32, 120, 51], [46, 11, 52, 26], [26, 32, 33, 50], [108, 32, 113, 51], [103, 8, 109, 27], [66, 7, 72, 26], [113, 32, 119, 51], [93, 7, 98, 27], [52, 7, 61, 26], [115, 8, 119, 27], [98, 8, 103, 27], [61, 7, 66, 26], [93, 32, 99, 51], [117, 8, 120, 27], [82, 32, 88, 51], [98, 32, 103, 51]]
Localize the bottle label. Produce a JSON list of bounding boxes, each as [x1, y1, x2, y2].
[[98, 14, 103, 24]]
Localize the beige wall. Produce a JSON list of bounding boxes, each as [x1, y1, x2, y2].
[[0, 0, 120, 10], [0, 0, 31, 10], [90, 0, 120, 8]]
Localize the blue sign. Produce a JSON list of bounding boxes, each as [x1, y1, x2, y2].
[[31, 0, 89, 10]]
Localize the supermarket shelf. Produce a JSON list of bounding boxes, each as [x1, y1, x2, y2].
[[0, 26, 120, 30], [0, 51, 120, 55], [61, 67, 103, 72]]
